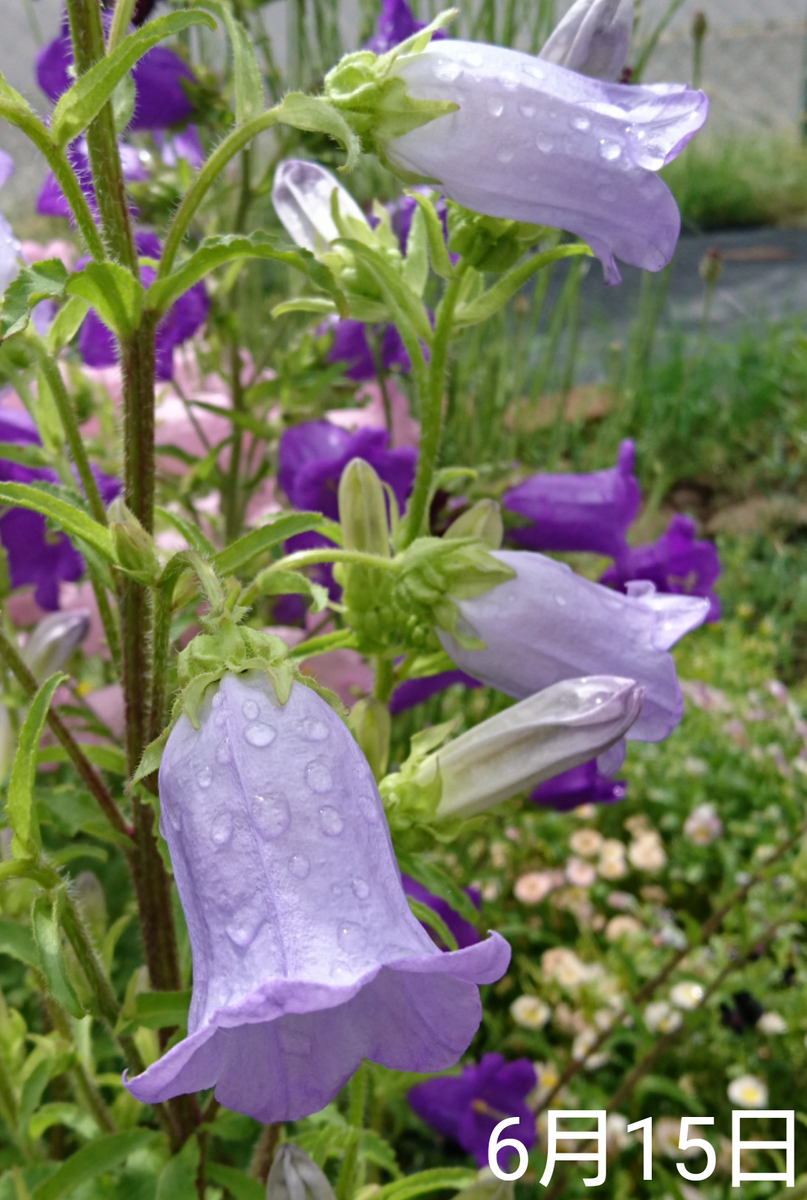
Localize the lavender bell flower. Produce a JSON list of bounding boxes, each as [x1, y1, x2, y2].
[[328, 319, 411, 381], [408, 1054, 536, 1168], [539, 0, 635, 82], [365, 0, 447, 56], [600, 513, 721, 621], [402, 875, 482, 950], [530, 758, 626, 811], [437, 550, 709, 743], [379, 40, 708, 283], [124, 672, 510, 1121], [389, 669, 481, 715], [503, 439, 639, 557], [266, 1145, 337, 1200], [37, 140, 148, 221]]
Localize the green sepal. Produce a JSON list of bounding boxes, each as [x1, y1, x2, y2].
[[406, 191, 455, 281], [66, 263, 144, 339], [0, 260, 68, 341], [380, 721, 453, 830], [275, 92, 362, 173], [31, 893, 85, 1019]]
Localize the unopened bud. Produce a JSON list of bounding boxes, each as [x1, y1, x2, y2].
[[349, 696, 391, 780], [265, 1144, 337, 1200], [540, 0, 634, 82], [108, 499, 161, 581], [338, 458, 392, 556], [272, 159, 366, 255], [699, 247, 722, 287], [414, 675, 645, 820], [692, 11, 707, 43], [22, 610, 90, 681], [444, 500, 503, 550]]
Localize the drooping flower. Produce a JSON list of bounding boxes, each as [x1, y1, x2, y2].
[[539, 0, 634, 82], [600, 513, 721, 621], [408, 1053, 536, 1168], [530, 759, 626, 811], [124, 671, 510, 1121], [437, 550, 709, 742], [402, 875, 481, 950], [503, 440, 639, 558], [365, 0, 446, 55], [377, 40, 708, 284]]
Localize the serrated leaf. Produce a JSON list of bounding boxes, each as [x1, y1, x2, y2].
[[8, 673, 65, 859], [30, 1129, 155, 1200], [145, 232, 346, 319], [407, 191, 455, 281], [155, 507, 215, 557], [338, 239, 432, 345], [0, 918, 38, 968], [29, 1102, 99, 1142], [213, 512, 325, 575], [205, 1164, 264, 1200], [194, 0, 262, 124], [50, 11, 216, 148], [252, 569, 329, 612], [394, 851, 480, 926], [0, 260, 68, 341], [31, 895, 84, 1019], [406, 897, 457, 952], [359, 1130, 401, 1178], [0, 482, 116, 561], [454, 243, 592, 327], [46, 295, 89, 354], [66, 263, 144, 339], [374, 1169, 476, 1200], [276, 92, 361, 172], [130, 727, 170, 789]]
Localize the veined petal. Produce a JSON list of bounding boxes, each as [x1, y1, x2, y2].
[[539, 0, 634, 82], [272, 159, 368, 253]]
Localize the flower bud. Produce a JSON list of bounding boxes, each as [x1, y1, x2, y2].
[[349, 696, 391, 781], [22, 610, 90, 681], [412, 675, 645, 820], [265, 1144, 336, 1200], [338, 457, 392, 556], [539, 0, 634, 82], [272, 160, 367, 255], [108, 499, 161, 582], [444, 501, 503, 550]]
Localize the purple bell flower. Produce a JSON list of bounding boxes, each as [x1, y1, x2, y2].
[[437, 550, 709, 743], [279, 420, 416, 520], [408, 1053, 536, 1168], [530, 758, 626, 811], [36, 15, 196, 129], [503, 439, 639, 558], [389, 669, 481, 715], [402, 875, 482, 950], [124, 671, 510, 1122], [380, 40, 708, 284], [600, 513, 721, 621], [328, 320, 411, 381], [37, 141, 148, 221], [539, 0, 635, 82], [365, 0, 447, 56]]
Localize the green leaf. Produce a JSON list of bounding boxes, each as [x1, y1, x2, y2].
[[8, 674, 65, 859], [407, 191, 455, 281], [406, 897, 457, 952], [37, 743, 127, 775], [338, 240, 432, 345], [156, 1129, 198, 1200], [359, 1130, 401, 1178], [205, 1164, 265, 1200], [66, 263, 144, 339], [213, 512, 325, 575], [31, 895, 84, 1019], [155, 507, 215, 557], [373, 1169, 477, 1200], [276, 92, 361, 172], [29, 1102, 98, 1142], [46, 295, 89, 354], [0, 442, 49, 469], [30, 1130, 155, 1200], [0, 918, 38, 968], [49, 11, 216, 147], [394, 851, 480, 925], [117, 989, 191, 1035], [0, 261, 68, 341], [0, 483, 116, 562], [129, 728, 170, 789], [145, 232, 346, 319], [251, 569, 329, 613], [194, 0, 262, 124], [401, 204, 428, 298], [454, 243, 592, 327]]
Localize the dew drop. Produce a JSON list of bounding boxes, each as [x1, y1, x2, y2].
[[216, 740, 231, 765], [463, 51, 483, 67], [357, 793, 381, 824], [486, 96, 504, 117], [434, 59, 462, 82], [226, 914, 261, 948], [519, 103, 536, 119], [306, 759, 333, 794], [302, 718, 328, 742], [554, 594, 567, 607], [163, 799, 181, 831], [242, 699, 259, 720], [252, 793, 290, 839], [330, 960, 352, 980], [352, 878, 370, 900], [244, 722, 277, 748], [288, 854, 310, 880], [497, 145, 515, 163], [197, 766, 213, 789], [599, 139, 622, 161], [536, 137, 554, 153], [572, 115, 591, 132], [499, 71, 519, 90], [524, 64, 545, 80], [319, 805, 345, 836], [337, 921, 366, 954], [211, 810, 233, 846]]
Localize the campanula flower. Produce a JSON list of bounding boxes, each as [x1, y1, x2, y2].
[[328, 318, 411, 381], [365, 0, 446, 55], [600, 513, 721, 621], [503, 440, 639, 557], [437, 550, 709, 742], [539, 0, 634, 81], [530, 758, 626, 811], [389, 669, 481, 715], [37, 141, 148, 221], [379, 40, 708, 284], [124, 671, 510, 1121], [402, 875, 481, 950], [408, 1053, 536, 1168]]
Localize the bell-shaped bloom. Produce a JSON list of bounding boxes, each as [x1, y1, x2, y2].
[[389, 668, 481, 715], [327, 318, 411, 381], [77, 232, 208, 380], [600, 513, 721, 621], [408, 1053, 536, 1168], [413, 675, 643, 819], [124, 671, 510, 1121], [402, 875, 481, 950], [266, 1145, 336, 1200], [37, 140, 148, 221], [37, 15, 196, 129], [530, 758, 626, 811], [438, 550, 709, 742], [503, 439, 639, 557], [382, 40, 708, 284], [365, 0, 446, 55], [539, 0, 634, 82]]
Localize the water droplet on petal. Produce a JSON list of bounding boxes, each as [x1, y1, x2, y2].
[[519, 104, 536, 119], [524, 64, 544, 80], [306, 759, 333, 794], [216, 740, 231, 764], [497, 145, 515, 163], [302, 718, 328, 742], [463, 51, 483, 67], [252, 793, 290, 839], [434, 58, 462, 82], [242, 699, 259, 720], [352, 878, 370, 900], [572, 115, 591, 131], [599, 140, 622, 161], [486, 96, 504, 117], [499, 71, 519, 90], [330, 960, 353, 980], [163, 799, 181, 831], [244, 723, 277, 748], [211, 810, 233, 846], [288, 854, 310, 880], [554, 594, 567, 607], [337, 921, 366, 954], [197, 766, 213, 789], [536, 137, 554, 153], [226, 912, 261, 948], [319, 805, 344, 836], [357, 793, 381, 824]]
